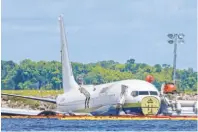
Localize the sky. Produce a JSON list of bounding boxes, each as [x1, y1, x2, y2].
[[1, 0, 197, 71]]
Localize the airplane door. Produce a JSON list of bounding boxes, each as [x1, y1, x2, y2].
[[118, 85, 128, 104]]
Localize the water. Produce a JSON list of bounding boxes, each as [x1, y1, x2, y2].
[[1, 119, 197, 131]]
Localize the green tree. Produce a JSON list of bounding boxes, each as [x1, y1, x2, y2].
[[1, 59, 197, 91]]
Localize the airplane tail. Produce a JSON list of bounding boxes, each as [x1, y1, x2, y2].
[[58, 14, 79, 93]]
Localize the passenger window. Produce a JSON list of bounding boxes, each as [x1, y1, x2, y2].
[[131, 91, 138, 97], [139, 91, 149, 95], [150, 91, 158, 95]]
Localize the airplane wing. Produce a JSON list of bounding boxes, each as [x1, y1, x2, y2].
[[1, 93, 56, 104]]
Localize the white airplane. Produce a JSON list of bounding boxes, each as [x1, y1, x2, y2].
[[2, 15, 162, 116]]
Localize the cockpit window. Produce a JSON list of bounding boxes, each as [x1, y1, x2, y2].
[[139, 91, 149, 95], [150, 91, 158, 95], [131, 91, 158, 97], [131, 91, 138, 97]]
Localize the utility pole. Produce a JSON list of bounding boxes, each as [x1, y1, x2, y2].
[[167, 33, 185, 85]]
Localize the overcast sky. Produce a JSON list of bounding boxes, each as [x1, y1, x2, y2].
[[2, 0, 197, 71]]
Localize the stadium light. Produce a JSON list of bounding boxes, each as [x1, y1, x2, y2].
[[167, 34, 175, 39], [167, 33, 185, 85], [168, 40, 174, 44], [178, 33, 185, 39]]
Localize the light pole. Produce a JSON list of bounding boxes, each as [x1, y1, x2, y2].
[[167, 33, 185, 85]]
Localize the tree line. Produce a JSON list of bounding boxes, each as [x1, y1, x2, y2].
[[1, 59, 197, 91]]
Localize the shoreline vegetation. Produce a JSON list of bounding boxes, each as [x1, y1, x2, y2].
[[2, 59, 197, 92], [1, 58, 197, 111]]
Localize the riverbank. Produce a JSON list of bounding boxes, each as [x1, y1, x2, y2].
[[1, 90, 59, 110]]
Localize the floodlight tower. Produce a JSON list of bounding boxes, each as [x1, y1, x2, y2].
[[167, 33, 185, 85]]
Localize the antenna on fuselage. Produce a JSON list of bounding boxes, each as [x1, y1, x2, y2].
[[58, 14, 79, 93]]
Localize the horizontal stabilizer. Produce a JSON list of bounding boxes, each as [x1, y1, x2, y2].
[[1, 107, 42, 116], [1, 107, 92, 116], [2, 93, 56, 104], [2, 108, 58, 116]]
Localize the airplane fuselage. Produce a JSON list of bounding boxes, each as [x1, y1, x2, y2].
[[56, 79, 161, 115], [1, 15, 162, 116]]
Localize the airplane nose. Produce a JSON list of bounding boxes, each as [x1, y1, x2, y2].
[[141, 96, 160, 116]]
